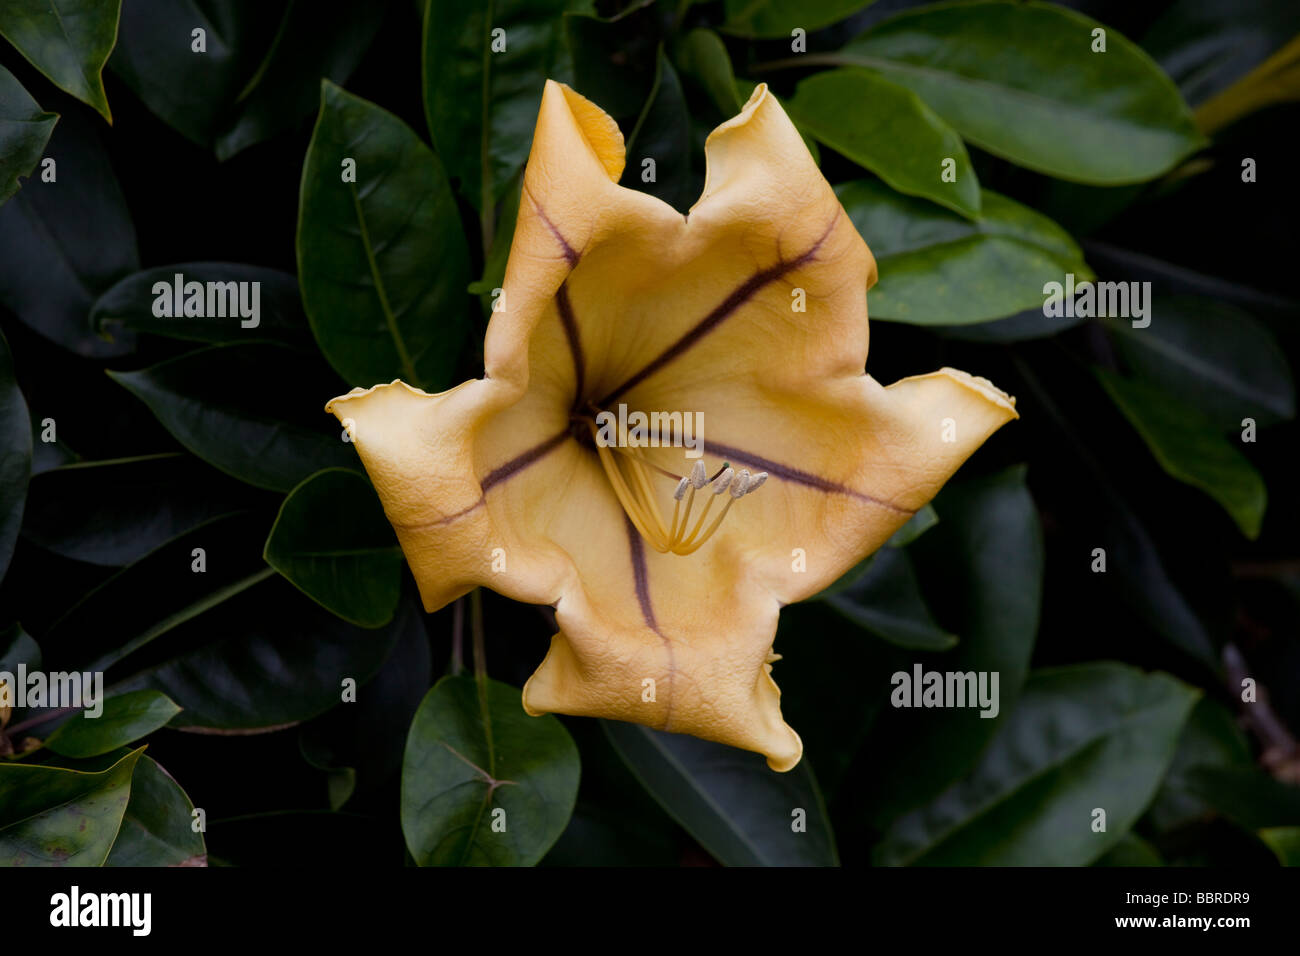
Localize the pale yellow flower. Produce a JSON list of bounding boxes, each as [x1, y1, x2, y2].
[[327, 81, 1017, 771]]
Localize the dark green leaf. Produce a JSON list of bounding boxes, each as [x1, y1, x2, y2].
[[105, 754, 206, 866], [1182, 766, 1300, 829], [299, 607, 431, 807], [212, 2, 388, 161], [107, 342, 354, 493], [91, 263, 308, 346], [789, 70, 979, 218], [830, 0, 1204, 184], [885, 503, 937, 548], [566, 3, 664, 122], [41, 512, 404, 731], [676, 29, 742, 116], [721, 0, 874, 38], [934, 306, 1086, 343], [264, 468, 402, 628], [1107, 296, 1294, 427], [22, 453, 254, 566], [621, 50, 693, 211], [823, 547, 956, 650], [0, 0, 120, 120], [875, 663, 1199, 865], [1, 622, 40, 671], [0, 107, 137, 356], [838, 178, 1091, 324], [1259, 827, 1300, 865], [1014, 357, 1218, 669], [0, 64, 56, 206], [110, 0, 384, 157], [402, 675, 580, 866], [1096, 370, 1266, 539], [0, 328, 31, 582], [423, 0, 592, 212], [1148, 697, 1252, 832], [602, 719, 838, 866], [45, 690, 181, 758], [1144, 0, 1300, 107], [1094, 832, 1163, 866], [0, 747, 142, 865], [298, 81, 471, 391], [862, 465, 1044, 825]]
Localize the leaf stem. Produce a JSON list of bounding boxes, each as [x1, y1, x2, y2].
[[451, 596, 465, 676], [470, 588, 496, 773]]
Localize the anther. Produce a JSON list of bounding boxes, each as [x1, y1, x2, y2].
[[712, 467, 734, 494], [673, 477, 689, 501], [730, 469, 752, 498], [689, 460, 708, 489]]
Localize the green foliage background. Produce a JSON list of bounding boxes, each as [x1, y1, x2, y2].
[[1, 0, 1298, 867]]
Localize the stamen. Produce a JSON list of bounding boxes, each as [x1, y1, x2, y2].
[[586, 417, 768, 555]]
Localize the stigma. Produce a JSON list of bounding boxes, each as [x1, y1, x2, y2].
[[586, 421, 767, 555]]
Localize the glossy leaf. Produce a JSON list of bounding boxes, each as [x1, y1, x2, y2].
[[105, 754, 206, 866], [110, 0, 384, 157], [1096, 370, 1266, 539], [830, 0, 1204, 184], [875, 663, 1199, 865], [22, 453, 254, 566], [676, 29, 742, 116], [114, 579, 410, 731], [264, 468, 402, 628], [45, 689, 181, 758], [0, 747, 142, 866], [863, 465, 1044, 825], [402, 675, 580, 866], [789, 69, 979, 218], [0, 0, 120, 120], [1107, 296, 1295, 427], [602, 719, 838, 866], [0, 63, 56, 206], [298, 81, 471, 391], [212, 1, 388, 161], [0, 107, 137, 356], [91, 263, 308, 346], [839, 178, 1091, 324], [0, 329, 31, 582], [823, 546, 956, 651], [107, 342, 354, 493], [721, 0, 874, 38], [423, 0, 591, 212], [42, 512, 404, 731], [622, 50, 693, 211]]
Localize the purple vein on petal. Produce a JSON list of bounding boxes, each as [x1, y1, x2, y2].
[[481, 429, 570, 492], [534, 202, 580, 268], [625, 514, 673, 731], [555, 282, 585, 405], [703, 439, 915, 515], [597, 212, 841, 407]]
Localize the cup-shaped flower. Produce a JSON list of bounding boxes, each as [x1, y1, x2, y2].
[[326, 81, 1017, 771]]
